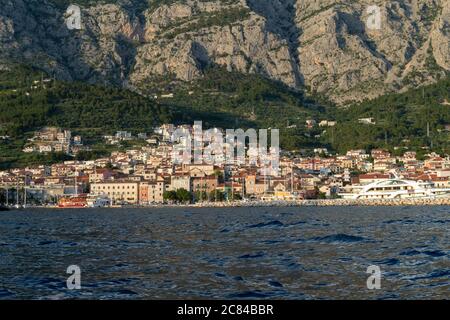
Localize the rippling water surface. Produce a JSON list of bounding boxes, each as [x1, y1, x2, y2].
[[0, 206, 448, 299]]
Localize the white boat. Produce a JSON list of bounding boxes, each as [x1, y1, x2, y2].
[[86, 194, 112, 208], [339, 178, 450, 200]]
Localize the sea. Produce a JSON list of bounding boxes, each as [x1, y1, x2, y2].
[[0, 206, 448, 300]]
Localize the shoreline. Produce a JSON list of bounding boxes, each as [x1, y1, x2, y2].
[[176, 198, 450, 208], [10, 197, 450, 209]]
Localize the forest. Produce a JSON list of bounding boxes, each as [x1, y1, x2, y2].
[[0, 64, 449, 169]]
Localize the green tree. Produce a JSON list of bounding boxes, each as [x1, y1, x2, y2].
[[163, 191, 178, 202], [176, 188, 192, 203], [209, 190, 225, 202], [194, 191, 208, 202]]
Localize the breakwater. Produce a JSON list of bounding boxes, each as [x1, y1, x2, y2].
[[191, 197, 450, 208]]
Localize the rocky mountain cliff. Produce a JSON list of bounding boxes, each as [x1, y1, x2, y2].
[[0, 0, 449, 104]]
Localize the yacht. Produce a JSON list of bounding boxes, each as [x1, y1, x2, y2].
[[86, 194, 112, 208], [339, 178, 450, 200]]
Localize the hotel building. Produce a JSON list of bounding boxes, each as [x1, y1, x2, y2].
[[91, 181, 140, 204]]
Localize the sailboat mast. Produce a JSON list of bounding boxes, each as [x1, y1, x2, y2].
[[75, 171, 78, 196], [16, 177, 19, 206]]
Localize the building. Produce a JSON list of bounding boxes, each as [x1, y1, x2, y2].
[[346, 149, 368, 159], [91, 181, 139, 204], [89, 169, 113, 183], [358, 118, 376, 125], [23, 146, 36, 153], [140, 180, 165, 204], [431, 177, 450, 189], [272, 183, 296, 200], [319, 120, 337, 127], [358, 173, 390, 185], [186, 164, 216, 177], [115, 131, 132, 140], [57, 130, 71, 144], [36, 127, 60, 141], [424, 157, 445, 170], [192, 175, 218, 195], [373, 159, 396, 172], [74, 136, 82, 145], [170, 174, 191, 192], [245, 174, 266, 196], [305, 119, 316, 128], [137, 133, 148, 140], [371, 149, 391, 159]]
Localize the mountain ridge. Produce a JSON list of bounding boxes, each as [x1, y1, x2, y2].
[[0, 0, 449, 104]]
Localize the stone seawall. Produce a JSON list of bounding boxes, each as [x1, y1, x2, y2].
[[296, 198, 450, 207], [37, 197, 450, 209], [192, 197, 450, 208]]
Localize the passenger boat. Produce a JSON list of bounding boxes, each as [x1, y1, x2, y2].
[[339, 178, 450, 200], [58, 195, 88, 208]]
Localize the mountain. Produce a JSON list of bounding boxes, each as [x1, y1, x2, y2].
[[0, 0, 448, 104]]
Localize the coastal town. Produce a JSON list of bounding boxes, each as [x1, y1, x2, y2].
[[0, 123, 450, 208]]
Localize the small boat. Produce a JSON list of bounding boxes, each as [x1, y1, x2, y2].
[[58, 195, 88, 208], [86, 194, 111, 208], [0, 206, 10, 211]]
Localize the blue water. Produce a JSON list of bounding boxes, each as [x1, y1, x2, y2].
[[0, 206, 448, 299]]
